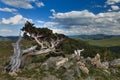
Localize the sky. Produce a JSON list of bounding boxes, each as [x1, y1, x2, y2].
[[0, 0, 120, 36]]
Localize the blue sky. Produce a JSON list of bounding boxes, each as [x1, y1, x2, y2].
[[0, 0, 120, 36]]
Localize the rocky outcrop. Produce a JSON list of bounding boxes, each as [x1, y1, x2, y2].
[[41, 57, 68, 70], [5, 52, 120, 80], [64, 72, 76, 80], [85, 77, 95, 80], [110, 59, 120, 67], [16, 77, 33, 80], [56, 57, 68, 69], [77, 61, 89, 74], [91, 53, 102, 68], [101, 62, 109, 69], [42, 73, 60, 80]]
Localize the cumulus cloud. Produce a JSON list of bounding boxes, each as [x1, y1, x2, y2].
[[1, 0, 44, 9], [44, 22, 58, 27], [50, 9, 56, 13], [1, 14, 32, 25], [0, 29, 12, 33], [35, 2, 44, 7], [106, 0, 120, 5], [111, 5, 119, 10], [108, 9, 112, 11], [49, 10, 120, 35], [0, 7, 17, 12]]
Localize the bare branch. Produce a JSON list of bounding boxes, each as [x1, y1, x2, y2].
[[22, 45, 37, 54]]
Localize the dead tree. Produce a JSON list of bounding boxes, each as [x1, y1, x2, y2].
[[4, 21, 64, 74]]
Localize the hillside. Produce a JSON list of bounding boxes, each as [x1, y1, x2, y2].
[[86, 37, 120, 47], [75, 37, 120, 55], [0, 36, 19, 41], [69, 34, 120, 40], [0, 37, 120, 80], [0, 38, 10, 42]]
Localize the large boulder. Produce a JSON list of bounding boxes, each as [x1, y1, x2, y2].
[[41, 57, 68, 70], [56, 57, 68, 69]]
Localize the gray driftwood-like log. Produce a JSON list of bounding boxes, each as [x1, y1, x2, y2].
[[4, 30, 63, 73], [4, 31, 23, 72]]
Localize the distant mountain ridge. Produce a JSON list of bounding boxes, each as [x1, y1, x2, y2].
[[0, 36, 19, 41], [69, 34, 120, 40]]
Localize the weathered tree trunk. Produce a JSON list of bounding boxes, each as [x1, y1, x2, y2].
[[4, 31, 23, 72]]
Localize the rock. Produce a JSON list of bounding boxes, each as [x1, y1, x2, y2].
[[41, 57, 57, 69], [64, 72, 75, 80], [91, 53, 102, 68], [110, 68, 119, 74], [101, 62, 109, 69], [26, 63, 36, 70], [69, 54, 76, 60], [74, 65, 81, 77], [16, 69, 22, 73], [66, 69, 75, 76], [42, 74, 60, 80], [63, 61, 73, 69], [41, 57, 68, 70], [85, 77, 95, 80], [9, 72, 17, 76], [77, 61, 89, 74], [16, 77, 33, 80], [86, 57, 92, 65], [41, 62, 49, 70], [110, 59, 120, 67], [56, 57, 68, 69], [103, 70, 110, 74]]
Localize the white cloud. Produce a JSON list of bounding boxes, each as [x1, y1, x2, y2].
[[0, 29, 12, 33], [111, 5, 119, 10], [0, 7, 17, 12], [108, 9, 112, 11], [1, 14, 32, 25], [49, 10, 120, 35], [44, 22, 58, 27], [106, 0, 120, 5], [50, 10, 95, 19], [35, 2, 44, 7], [37, 20, 45, 24], [51, 28, 65, 34], [1, 0, 44, 9], [50, 9, 56, 13]]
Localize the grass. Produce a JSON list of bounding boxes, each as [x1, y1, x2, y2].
[[76, 37, 120, 47]]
